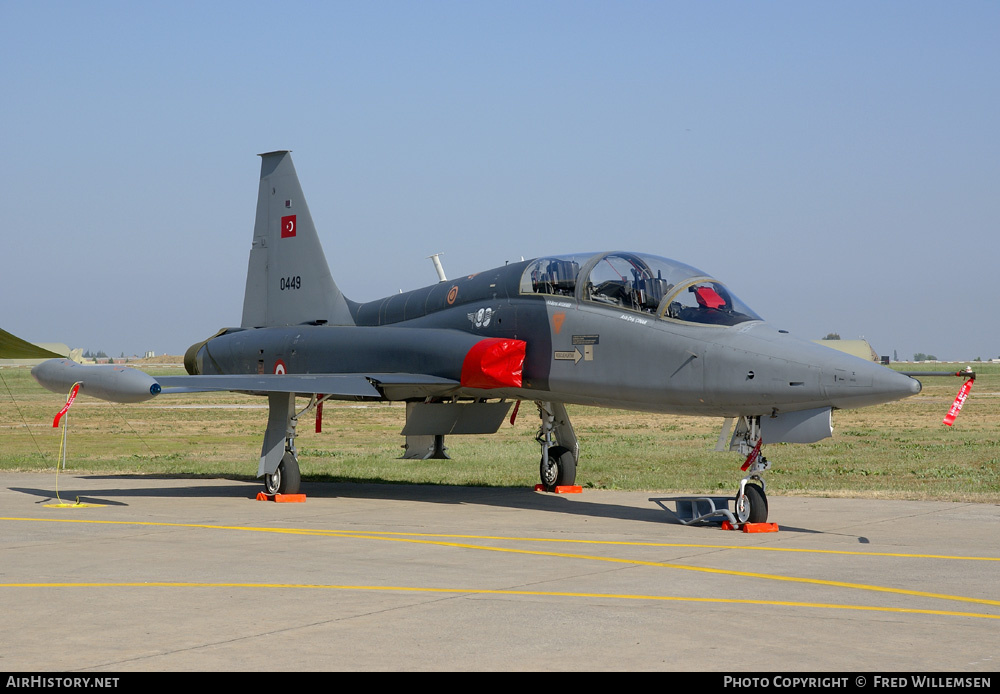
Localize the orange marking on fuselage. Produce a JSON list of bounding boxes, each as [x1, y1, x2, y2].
[[552, 312, 566, 334]]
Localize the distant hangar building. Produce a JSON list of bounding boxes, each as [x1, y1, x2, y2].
[[812, 338, 879, 362]]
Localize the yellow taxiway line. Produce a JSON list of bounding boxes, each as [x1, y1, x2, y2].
[[2, 516, 998, 615]]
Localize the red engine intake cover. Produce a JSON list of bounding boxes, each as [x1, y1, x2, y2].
[[460, 338, 526, 389]]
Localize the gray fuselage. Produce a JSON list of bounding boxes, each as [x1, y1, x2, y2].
[[189, 254, 919, 417]]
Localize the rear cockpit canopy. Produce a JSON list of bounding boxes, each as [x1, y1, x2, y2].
[[520, 251, 762, 326]]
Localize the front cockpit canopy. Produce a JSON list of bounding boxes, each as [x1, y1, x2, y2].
[[520, 251, 762, 326]]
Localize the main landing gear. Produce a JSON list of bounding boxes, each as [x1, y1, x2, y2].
[[536, 401, 579, 489], [259, 392, 330, 496]]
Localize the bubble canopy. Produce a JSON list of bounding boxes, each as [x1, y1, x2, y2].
[[519, 251, 762, 326]]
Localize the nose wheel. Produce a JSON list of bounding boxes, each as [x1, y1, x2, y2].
[[735, 481, 768, 524]]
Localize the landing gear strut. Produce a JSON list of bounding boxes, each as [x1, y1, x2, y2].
[[731, 416, 771, 523], [259, 392, 328, 496], [536, 401, 579, 489]]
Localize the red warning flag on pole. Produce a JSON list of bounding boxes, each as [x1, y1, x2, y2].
[[943, 378, 974, 426], [53, 383, 81, 428]]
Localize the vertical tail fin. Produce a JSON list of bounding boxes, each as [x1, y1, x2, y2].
[[241, 151, 354, 328]]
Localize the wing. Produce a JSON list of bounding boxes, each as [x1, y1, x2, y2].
[[154, 373, 461, 400], [32, 335, 525, 404]]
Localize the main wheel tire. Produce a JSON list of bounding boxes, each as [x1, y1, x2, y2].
[[539, 445, 577, 488], [264, 452, 302, 495], [735, 483, 768, 524]]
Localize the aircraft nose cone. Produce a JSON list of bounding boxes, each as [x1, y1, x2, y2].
[[813, 350, 923, 410], [890, 368, 921, 396], [866, 362, 922, 404]]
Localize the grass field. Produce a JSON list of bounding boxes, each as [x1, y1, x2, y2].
[[1, 362, 996, 502]]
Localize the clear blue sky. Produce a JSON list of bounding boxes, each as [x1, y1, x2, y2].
[[3, 1, 997, 361]]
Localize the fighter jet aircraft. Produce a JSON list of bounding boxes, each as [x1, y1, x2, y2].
[[32, 151, 923, 523]]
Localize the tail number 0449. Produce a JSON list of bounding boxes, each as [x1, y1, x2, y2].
[[280, 276, 302, 291]]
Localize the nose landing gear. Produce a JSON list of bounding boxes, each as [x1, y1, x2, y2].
[[734, 422, 770, 524]]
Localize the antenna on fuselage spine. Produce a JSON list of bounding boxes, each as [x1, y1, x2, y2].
[[428, 253, 447, 282]]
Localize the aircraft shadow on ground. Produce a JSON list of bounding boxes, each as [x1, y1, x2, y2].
[[9, 474, 258, 505], [8, 474, 836, 536]]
